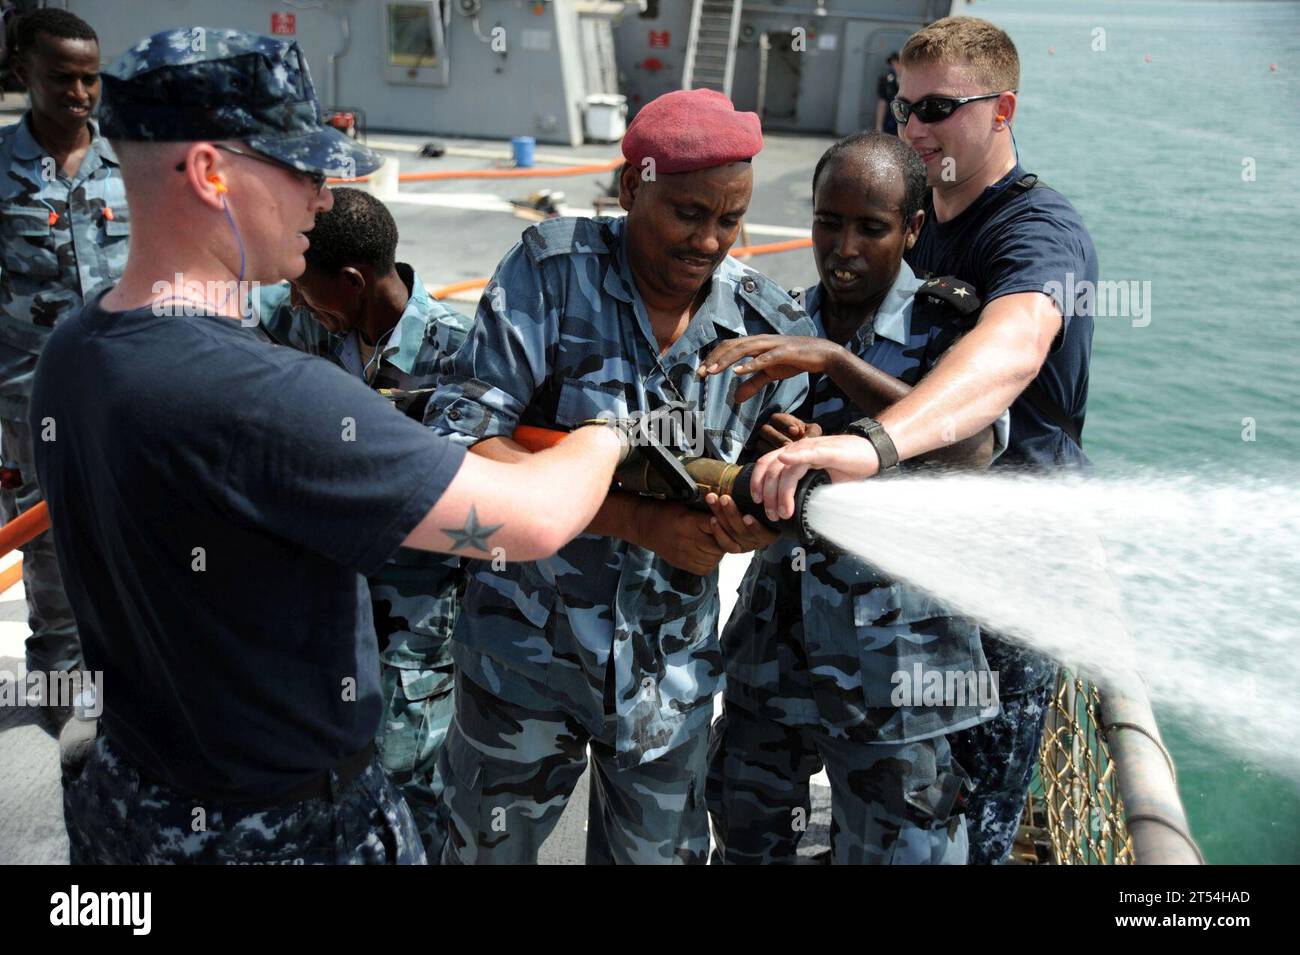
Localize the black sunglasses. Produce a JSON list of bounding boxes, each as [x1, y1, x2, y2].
[[890, 90, 1013, 126], [174, 143, 328, 192]]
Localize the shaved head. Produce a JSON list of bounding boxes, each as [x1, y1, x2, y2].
[[812, 132, 928, 223]]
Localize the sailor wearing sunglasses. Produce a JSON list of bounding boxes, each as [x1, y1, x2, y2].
[[748, 15, 1097, 866], [896, 17, 1098, 866]]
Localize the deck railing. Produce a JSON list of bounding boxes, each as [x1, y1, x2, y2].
[[1020, 668, 1203, 865]]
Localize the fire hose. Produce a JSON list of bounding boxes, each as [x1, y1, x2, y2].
[[511, 410, 828, 547], [0, 409, 828, 581]]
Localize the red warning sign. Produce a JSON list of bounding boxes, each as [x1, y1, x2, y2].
[[271, 13, 296, 36], [648, 30, 671, 49]]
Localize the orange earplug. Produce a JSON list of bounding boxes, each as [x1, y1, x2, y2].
[[208, 174, 228, 194]]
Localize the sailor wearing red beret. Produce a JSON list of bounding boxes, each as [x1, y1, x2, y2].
[[424, 89, 818, 864]]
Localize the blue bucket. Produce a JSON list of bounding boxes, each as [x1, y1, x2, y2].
[[511, 136, 536, 168]]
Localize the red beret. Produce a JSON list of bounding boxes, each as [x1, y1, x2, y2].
[[622, 89, 762, 175]]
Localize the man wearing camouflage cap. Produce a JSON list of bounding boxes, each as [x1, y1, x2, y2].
[[425, 88, 816, 864], [30, 28, 624, 865], [0, 9, 126, 720]]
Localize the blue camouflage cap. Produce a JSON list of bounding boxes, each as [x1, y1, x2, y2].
[[99, 27, 381, 178]]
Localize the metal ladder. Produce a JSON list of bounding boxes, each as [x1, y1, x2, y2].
[[682, 0, 743, 98]]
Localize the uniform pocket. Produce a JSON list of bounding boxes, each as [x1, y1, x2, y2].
[[854, 583, 944, 709], [852, 581, 945, 628], [377, 664, 453, 778], [1, 206, 60, 281], [103, 215, 131, 239], [854, 583, 986, 711], [399, 665, 454, 701]]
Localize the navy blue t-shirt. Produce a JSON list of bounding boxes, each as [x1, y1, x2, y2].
[[906, 164, 1097, 469], [30, 294, 465, 802]]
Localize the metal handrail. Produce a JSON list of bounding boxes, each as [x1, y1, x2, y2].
[[1031, 668, 1202, 865], [682, 0, 704, 91], [1096, 669, 1204, 864]]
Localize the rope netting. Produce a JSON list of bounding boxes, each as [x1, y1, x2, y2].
[[1013, 671, 1135, 865]]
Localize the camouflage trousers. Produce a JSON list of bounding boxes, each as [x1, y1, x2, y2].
[[64, 735, 427, 864], [1, 417, 80, 673], [376, 662, 454, 860], [437, 670, 710, 864], [948, 635, 1057, 865], [707, 696, 970, 864]]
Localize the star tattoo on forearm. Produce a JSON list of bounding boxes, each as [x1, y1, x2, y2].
[[443, 505, 505, 552]]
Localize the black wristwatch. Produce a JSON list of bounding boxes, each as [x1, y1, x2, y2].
[[845, 416, 900, 475]]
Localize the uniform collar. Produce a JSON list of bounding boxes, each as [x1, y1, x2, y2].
[[707, 259, 758, 337], [602, 219, 638, 304], [95, 129, 120, 167], [13, 113, 115, 167], [378, 263, 432, 375], [806, 260, 922, 346], [11, 112, 45, 161]]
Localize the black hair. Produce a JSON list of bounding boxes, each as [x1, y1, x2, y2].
[[303, 187, 398, 275], [887, 50, 900, 63], [13, 8, 97, 60], [811, 131, 927, 223]]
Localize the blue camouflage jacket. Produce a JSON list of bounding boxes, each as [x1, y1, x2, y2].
[[426, 215, 815, 765], [0, 115, 129, 418], [258, 264, 472, 693], [723, 262, 1004, 744]]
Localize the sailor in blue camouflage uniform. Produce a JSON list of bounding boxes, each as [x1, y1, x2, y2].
[[50, 28, 446, 864], [257, 186, 472, 857], [700, 134, 1008, 864], [0, 10, 127, 692], [425, 89, 814, 864]]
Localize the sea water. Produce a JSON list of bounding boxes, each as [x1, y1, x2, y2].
[[945, 0, 1300, 864]]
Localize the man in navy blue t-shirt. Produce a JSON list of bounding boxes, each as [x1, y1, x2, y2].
[[737, 27, 1095, 512], [31, 29, 623, 865], [735, 16, 1097, 864], [906, 166, 1095, 469], [894, 16, 1098, 865]]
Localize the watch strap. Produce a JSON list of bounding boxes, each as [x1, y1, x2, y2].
[[846, 416, 900, 474]]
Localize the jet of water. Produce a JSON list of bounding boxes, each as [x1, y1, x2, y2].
[[807, 471, 1300, 780]]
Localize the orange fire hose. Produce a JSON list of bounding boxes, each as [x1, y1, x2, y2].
[[729, 236, 814, 258], [512, 425, 568, 452], [0, 501, 51, 584], [0, 559, 23, 592], [329, 157, 623, 185]]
